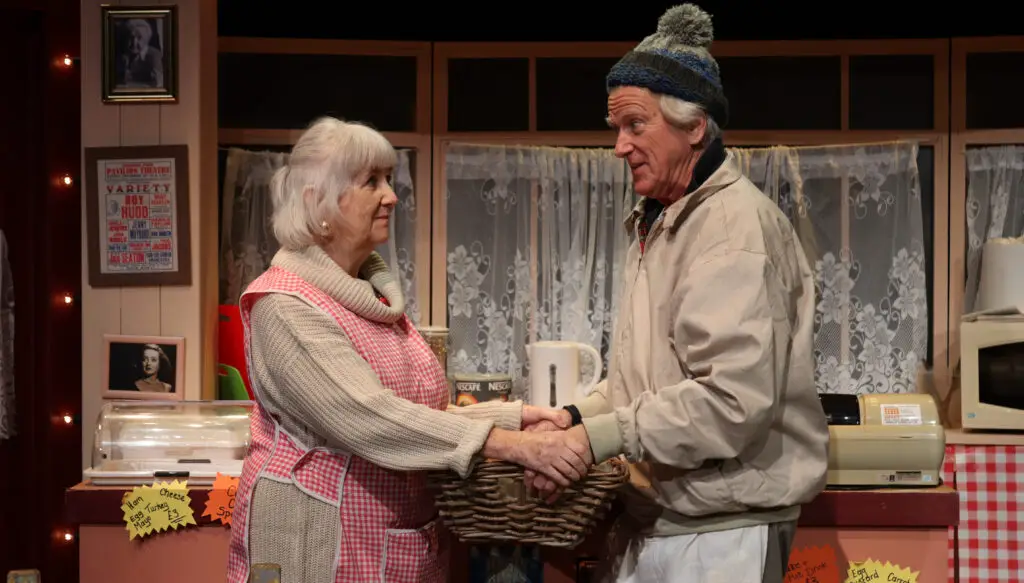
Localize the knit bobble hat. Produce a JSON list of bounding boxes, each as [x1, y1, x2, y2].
[[606, 4, 729, 127]]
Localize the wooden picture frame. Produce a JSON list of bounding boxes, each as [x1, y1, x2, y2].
[[103, 334, 185, 400], [84, 145, 192, 287], [101, 5, 178, 103]]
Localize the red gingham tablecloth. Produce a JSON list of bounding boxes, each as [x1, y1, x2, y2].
[[949, 444, 1024, 582]]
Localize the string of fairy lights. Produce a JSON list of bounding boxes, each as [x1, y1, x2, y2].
[[54, 50, 79, 547]]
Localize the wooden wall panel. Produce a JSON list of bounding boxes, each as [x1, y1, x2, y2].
[[80, 0, 217, 469]]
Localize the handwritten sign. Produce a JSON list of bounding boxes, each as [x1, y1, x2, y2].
[[120, 480, 197, 540], [202, 472, 239, 526], [786, 545, 840, 583], [845, 559, 918, 583]]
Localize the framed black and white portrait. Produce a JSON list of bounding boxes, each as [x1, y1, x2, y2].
[[101, 5, 178, 103], [103, 335, 185, 400]]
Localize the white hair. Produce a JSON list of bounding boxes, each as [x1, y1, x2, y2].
[[658, 94, 722, 146], [125, 19, 153, 40], [270, 116, 396, 250]]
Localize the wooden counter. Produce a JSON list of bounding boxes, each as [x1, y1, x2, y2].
[[67, 482, 958, 583]]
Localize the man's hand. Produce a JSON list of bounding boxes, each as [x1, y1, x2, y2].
[[525, 425, 594, 503], [482, 428, 590, 488], [521, 405, 571, 431]]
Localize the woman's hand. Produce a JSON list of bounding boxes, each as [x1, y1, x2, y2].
[[482, 428, 590, 488], [521, 405, 571, 431]]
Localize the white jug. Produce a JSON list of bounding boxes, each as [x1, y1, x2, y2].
[[526, 341, 602, 408]]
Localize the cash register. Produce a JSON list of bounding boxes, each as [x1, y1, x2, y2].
[[819, 393, 945, 488]]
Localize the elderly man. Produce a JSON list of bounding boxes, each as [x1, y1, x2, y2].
[[526, 5, 829, 583]]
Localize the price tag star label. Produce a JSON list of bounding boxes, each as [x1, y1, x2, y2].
[[786, 544, 839, 583], [202, 472, 239, 526], [845, 559, 918, 583], [120, 479, 197, 540]]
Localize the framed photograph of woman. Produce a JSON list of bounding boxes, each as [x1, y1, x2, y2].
[[101, 5, 178, 103], [103, 334, 185, 400]]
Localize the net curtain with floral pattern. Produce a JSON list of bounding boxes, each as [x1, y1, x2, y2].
[[444, 144, 635, 401], [963, 145, 1024, 314], [733, 142, 928, 395], [220, 140, 929, 397], [444, 140, 928, 396], [218, 147, 421, 324]]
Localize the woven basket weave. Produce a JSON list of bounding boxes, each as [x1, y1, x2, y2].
[[427, 457, 629, 548]]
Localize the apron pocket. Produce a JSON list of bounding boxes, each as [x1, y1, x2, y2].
[[381, 518, 447, 583]]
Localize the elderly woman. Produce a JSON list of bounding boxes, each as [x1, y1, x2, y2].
[[226, 117, 591, 583]]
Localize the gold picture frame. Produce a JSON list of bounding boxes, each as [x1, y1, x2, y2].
[[101, 5, 178, 103]]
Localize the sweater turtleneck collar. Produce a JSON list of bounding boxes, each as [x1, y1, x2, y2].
[[271, 245, 406, 324]]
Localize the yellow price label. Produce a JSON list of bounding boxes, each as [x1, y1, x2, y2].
[[121, 479, 197, 540], [845, 559, 918, 583]]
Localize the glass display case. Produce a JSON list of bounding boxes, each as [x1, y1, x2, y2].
[[84, 400, 254, 486]]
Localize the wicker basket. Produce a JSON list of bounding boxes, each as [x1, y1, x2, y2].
[[427, 457, 630, 548]]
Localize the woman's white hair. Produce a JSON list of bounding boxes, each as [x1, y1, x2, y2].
[[658, 94, 722, 146], [270, 116, 397, 250]]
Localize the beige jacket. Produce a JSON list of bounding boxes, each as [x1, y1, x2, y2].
[[576, 151, 829, 535]]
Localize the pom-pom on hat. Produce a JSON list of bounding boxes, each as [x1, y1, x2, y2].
[[606, 4, 729, 127]]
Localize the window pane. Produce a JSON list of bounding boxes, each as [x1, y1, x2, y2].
[[219, 53, 418, 131], [966, 52, 1024, 129], [717, 56, 841, 130], [536, 57, 619, 131], [850, 55, 934, 130], [918, 145, 934, 366], [447, 58, 529, 132]]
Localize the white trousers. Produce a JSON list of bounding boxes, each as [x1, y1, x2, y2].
[[612, 524, 769, 583]]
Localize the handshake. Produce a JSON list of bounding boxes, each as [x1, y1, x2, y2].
[[482, 405, 594, 503]]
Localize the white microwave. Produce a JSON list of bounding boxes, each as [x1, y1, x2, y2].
[[960, 317, 1024, 431]]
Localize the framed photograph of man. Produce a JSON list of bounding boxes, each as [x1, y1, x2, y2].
[[103, 334, 185, 400], [101, 5, 178, 103]]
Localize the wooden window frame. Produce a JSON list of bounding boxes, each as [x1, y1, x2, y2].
[[216, 36, 1024, 409], [945, 37, 1024, 408]]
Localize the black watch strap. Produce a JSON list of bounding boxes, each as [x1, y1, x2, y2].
[[563, 405, 583, 427]]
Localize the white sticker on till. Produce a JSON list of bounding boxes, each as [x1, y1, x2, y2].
[[880, 403, 923, 426]]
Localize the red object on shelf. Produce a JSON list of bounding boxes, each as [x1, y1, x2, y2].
[[218, 304, 253, 399]]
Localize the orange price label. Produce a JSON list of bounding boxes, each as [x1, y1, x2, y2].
[[786, 544, 840, 583], [202, 472, 239, 526]]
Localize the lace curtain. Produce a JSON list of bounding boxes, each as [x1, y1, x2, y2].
[[219, 147, 421, 323], [444, 141, 927, 396], [444, 144, 634, 398], [733, 142, 928, 394], [963, 145, 1024, 313]]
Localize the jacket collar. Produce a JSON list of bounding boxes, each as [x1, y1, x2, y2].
[[625, 147, 742, 236]]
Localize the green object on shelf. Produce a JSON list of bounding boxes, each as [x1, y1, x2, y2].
[[218, 364, 249, 400]]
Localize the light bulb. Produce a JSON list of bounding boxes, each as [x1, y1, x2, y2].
[[63, 293, 73, 305], [62, 55, 72, 67], [63, 531, 74, 542], [63, 414, 72, 424], [61, 174, 73, 186]]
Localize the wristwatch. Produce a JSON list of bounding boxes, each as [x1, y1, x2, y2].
[[562, 405, 583, 427]]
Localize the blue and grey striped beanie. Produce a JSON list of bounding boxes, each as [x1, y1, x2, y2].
[[606, 4, 729, 127]]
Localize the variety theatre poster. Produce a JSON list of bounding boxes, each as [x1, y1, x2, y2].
[[85, 145, 191, 288], [99, 157, 178, 274]]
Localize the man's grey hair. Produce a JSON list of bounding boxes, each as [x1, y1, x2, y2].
[[658, 94, 722, 146], [270, 116, 396, 250]]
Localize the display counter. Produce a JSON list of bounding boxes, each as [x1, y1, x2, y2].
[[66, 483, 957, 583]]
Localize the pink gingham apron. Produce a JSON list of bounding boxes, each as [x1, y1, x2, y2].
[[226, 266, 450, 583]]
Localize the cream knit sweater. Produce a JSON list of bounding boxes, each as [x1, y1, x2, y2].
[[247, 245, 523, 478]]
